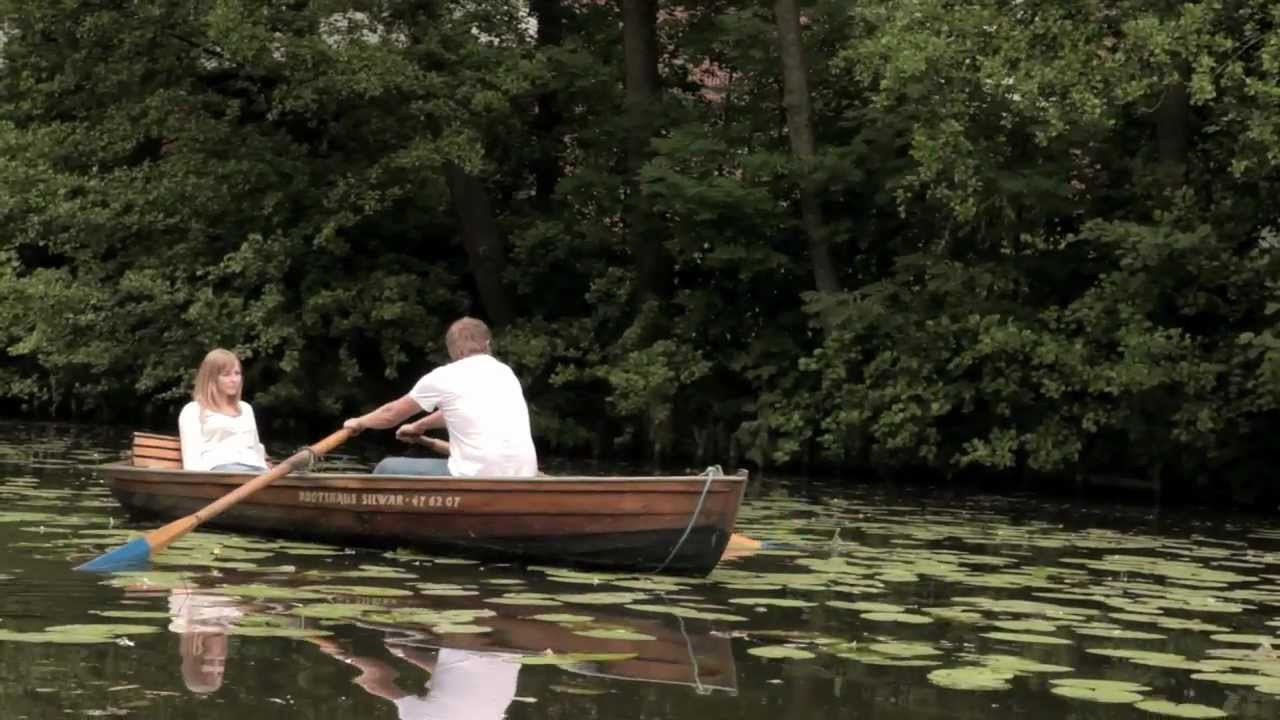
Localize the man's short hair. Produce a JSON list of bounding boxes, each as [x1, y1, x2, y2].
[[446, 317, 491, 360]]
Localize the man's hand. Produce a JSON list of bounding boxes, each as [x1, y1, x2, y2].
[[394, 423, 423, 443], [342, 418, 366, 435]]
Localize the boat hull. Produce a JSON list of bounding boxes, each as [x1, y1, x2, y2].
[[99, 463, 747, 576]]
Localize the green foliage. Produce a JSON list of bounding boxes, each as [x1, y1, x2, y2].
[[1, 0, 1280, 504]]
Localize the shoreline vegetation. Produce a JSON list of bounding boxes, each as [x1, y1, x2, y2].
[[2, 3, 1279, 507]]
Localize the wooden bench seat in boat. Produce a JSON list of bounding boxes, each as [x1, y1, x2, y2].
[[131, 432, 183, 469]]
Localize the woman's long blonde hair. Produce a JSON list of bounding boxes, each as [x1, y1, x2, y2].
[[192, 348, 242, 415]]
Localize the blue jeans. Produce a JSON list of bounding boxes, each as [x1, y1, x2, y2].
[[372, 457, 451, 476], [211, 463, 266, 472]]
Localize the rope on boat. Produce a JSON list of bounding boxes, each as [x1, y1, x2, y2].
[[652, 466, 719, 574], [292, 446, 318, 474]]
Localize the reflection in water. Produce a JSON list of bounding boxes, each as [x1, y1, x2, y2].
[[7, 422, 1280, 719], [313, 641, 520, 720], [169, 589, 242, 694], [153, 573, 738, 717]]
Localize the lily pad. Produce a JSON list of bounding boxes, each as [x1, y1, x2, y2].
[[1071, 627, 1166, 640], [554, 592, 650, 605], [981, 632, 1073, 646], [518, 652, 637, 666], [217, 585, 328, 601], [624, 604, 749, 622], [530, 614, 595, 624], [864, 642, 943, 658], [227, 626, 332, 638], [1050, 686, 1145, 704], [89, 610, 171, 620], [747, 645, 816, 660], [572, 628, 656, 641], [289, 604, 374, 620], [860, 612, 933, 624], [927, 667, 1014, 691], [973, 655, 1073, 674], [300, 585, 414, 598], [1132, 700, 1227, 718], [0, 623, 161, 644], [727, 597, 818, 608]]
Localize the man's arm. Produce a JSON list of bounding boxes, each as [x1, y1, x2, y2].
[[344, 395, 422, 433], [395, 411, 449, 455], [395, 410, 445, 437]]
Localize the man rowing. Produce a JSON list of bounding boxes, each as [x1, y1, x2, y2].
[[343, 317, 538, 477]]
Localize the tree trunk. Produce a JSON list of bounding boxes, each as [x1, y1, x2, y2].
[[1155, 72, 1189, 186], [621, 0, 665, 300], [773, 0, 839, 296], [444, 163, 514, 326], [529, 0, 565, 210]]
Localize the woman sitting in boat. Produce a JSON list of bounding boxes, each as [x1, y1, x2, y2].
[[177, 348, 269, 472], [343, 317, 538, 477]]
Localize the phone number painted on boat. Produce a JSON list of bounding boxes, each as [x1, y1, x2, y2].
[[297, 491, 461, 509]]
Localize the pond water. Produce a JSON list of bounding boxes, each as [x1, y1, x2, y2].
[[1, 422, 1279, 719]]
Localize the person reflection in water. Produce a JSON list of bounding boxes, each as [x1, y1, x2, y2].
[[315, 639, 520, 720], [169, 588, 243, 695]]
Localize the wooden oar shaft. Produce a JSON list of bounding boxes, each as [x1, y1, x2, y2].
[[192, 427, 352, 524]]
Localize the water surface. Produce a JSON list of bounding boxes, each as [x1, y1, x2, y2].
[[1, 423, 1279, 719]]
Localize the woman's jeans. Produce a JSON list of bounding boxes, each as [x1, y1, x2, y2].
[[210, 463, 267, 472], [372, 457, 451, 476]]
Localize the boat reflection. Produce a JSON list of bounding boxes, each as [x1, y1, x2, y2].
[[312, 594, 738, 717], [145, 580, 736, 710]]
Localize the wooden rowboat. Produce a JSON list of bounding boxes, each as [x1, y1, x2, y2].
[[99, 434, 749, 576]]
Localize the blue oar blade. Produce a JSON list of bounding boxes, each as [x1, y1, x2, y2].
[[75, 536, 152, 572]]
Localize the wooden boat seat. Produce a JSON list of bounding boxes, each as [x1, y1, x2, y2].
[[132, 432, 183, 469]]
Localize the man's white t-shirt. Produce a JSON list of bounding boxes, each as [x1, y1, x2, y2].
[[177, 401, 267, 471], [410, 354, 537, 477]]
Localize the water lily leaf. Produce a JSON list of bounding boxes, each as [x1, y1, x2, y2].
[[518, 652, 637, 666], [861, 612, 934, 625], [228, 626, 332, 638], [981, 632, 1072, 645], [973, 655, 1072, 674], [927, 667, 1014, 691], [1051, 679, 1151, 692], [727, 597, 817, 608], [289, 604, 373, 620], [924, 607, 985, 623], [864, 642, 942, 658], [747, 645, 816, 660], [990, 620, 1058, 633], [0, 623, 161, 644], [530, 614, 595, 624], [1189, 672, 1278, 686], [217, 585, 329, 600], [486, 593, 563, 606], [1207, 634, 1277, 645], [554, 593, 650, 605], [90, 610, 171, 620], [1050, 686, 1145, 704], [300, 585, 414, 598], [1085, 649, 1212, 671], [624, 604, 749, 622], [834, 602, 902, 613], [1071, 627, 1166, 640], [572, 628, 656, 641], [1132, 700, 1227, 718]]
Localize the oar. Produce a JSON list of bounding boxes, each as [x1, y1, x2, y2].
[[76, 428, 353, 572]]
